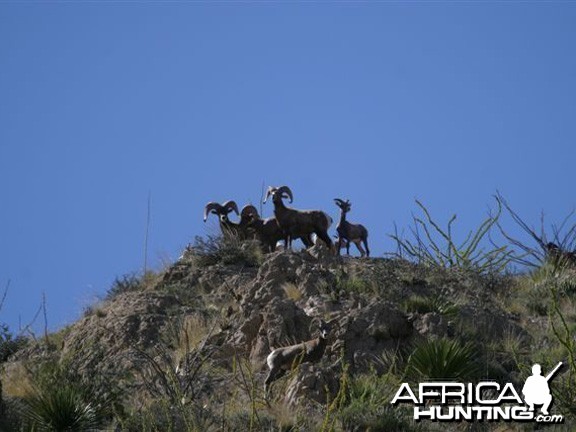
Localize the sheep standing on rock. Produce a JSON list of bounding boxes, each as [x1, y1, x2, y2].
[[264, 319, 331, 396], [263, 186, 332, 250], [245, 212, 305, 253], [334, 198, 370, 257], [247, 212, 320, 252], [203, 201, 258, 239]]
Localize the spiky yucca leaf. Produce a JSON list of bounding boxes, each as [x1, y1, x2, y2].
[[407, 338, 481, 381], [21, 385, 106, 432]]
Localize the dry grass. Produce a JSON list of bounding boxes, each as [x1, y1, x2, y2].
[[172, 314, 213, 367], [282, 282, 303, 301], [2, 362, 33, 398]]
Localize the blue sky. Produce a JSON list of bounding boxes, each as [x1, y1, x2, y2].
[[1, 2, 575, 332]]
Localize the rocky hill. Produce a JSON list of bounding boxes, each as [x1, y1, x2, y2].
[[1, 237, 575, 431]]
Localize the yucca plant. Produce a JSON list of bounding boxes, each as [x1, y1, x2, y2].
[[402, 294, 459, 319], [20, 384, 109, 431], [406, 338, 481, 382]]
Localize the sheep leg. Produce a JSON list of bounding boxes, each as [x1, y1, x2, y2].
[[316, 231, 333, 248], [301, 234, 314, 248], [363, 237, 370, 257], [355, 240, 366, 257], [264, 367, 286, 394], [336, 238, 342, 256]]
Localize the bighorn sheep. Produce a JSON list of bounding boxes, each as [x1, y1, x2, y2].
[[545, 242, 576, 266], [334, 198, 370, 257], [264, 319, 331, 395], [263, 186, 332, 250], [203, 201, 258, 239], [332, 235, 354, 253], [247, 214, 314, 253], [246, 214, 288, 252]]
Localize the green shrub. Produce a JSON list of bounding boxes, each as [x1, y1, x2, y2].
[[339, 372, 421, 432], [190, 235, 263, 268], [332, 269, 376, 296], [20, 384, 110, 431], [390, 199, 513, 274], [17, 359, 118, 431], [0, 324, 28, 363], [406, 337, 481, 382], [222, 409, 277, 432], [118, 400, 217, 432], [402, 294, 459, 319], [105, 273, 144, 301]]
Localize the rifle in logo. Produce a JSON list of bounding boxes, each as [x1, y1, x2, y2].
[[522, 362, 563, 415]]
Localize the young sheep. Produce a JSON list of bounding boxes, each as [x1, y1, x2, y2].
[[264, 320, 331, 395], [203, 201, 258, 239], [333, 235, 363, 255], [263, 186, 332, 250], [334, 198, 370, 257]]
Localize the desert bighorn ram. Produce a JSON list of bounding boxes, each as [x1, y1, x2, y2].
[[263, 186, 332, 250], [246, 213, 292, 252], [247, 214, 315, 253], [334, 198, 370, 257], [203, 201, 258, 239]]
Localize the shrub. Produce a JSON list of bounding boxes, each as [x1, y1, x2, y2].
[[333, 269, 375, 296], [390, 199, 513, 274], [16, 359, 118, 431], [406, 337, 481, 381], [339, 372, 421, 432], [105, 273, 144, 301], [402, 294, 459, 319], [20, 384, 110, 431], [189, 235, 263, 268], [0, 324, 28, 363], [118, 400, 217, 432]]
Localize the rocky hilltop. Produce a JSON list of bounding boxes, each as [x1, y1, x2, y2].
[[1, 238, 574, 431]]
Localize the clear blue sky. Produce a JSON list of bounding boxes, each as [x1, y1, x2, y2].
[[1, 2, 575, 332]]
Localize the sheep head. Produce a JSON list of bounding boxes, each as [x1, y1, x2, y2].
[[240, 204, 260, 222], [204, 202, 223, 222], [310, 318, 331, 339], [264, 186, 293, 205], [203, 200, 239, 222], [334, 198, 351, 213]]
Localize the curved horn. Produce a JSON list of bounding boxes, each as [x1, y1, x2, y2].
[[334, 198, 346, 207], [241, 204, 260, 221], [277, 186, 293, 203], [223, 200, 239, 215], [263, 186, 276, 204], [310, 317, 329, 330], [204, 202, 223, 222]]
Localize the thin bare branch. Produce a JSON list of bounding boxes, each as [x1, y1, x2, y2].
[[0, 279, 10, 313]]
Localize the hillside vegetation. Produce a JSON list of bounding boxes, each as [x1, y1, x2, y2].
[[1, 201, 576, 431]]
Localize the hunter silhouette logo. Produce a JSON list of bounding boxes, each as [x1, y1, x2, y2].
[[522, 362, 562, 415], [391, 361, 565, 424]]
